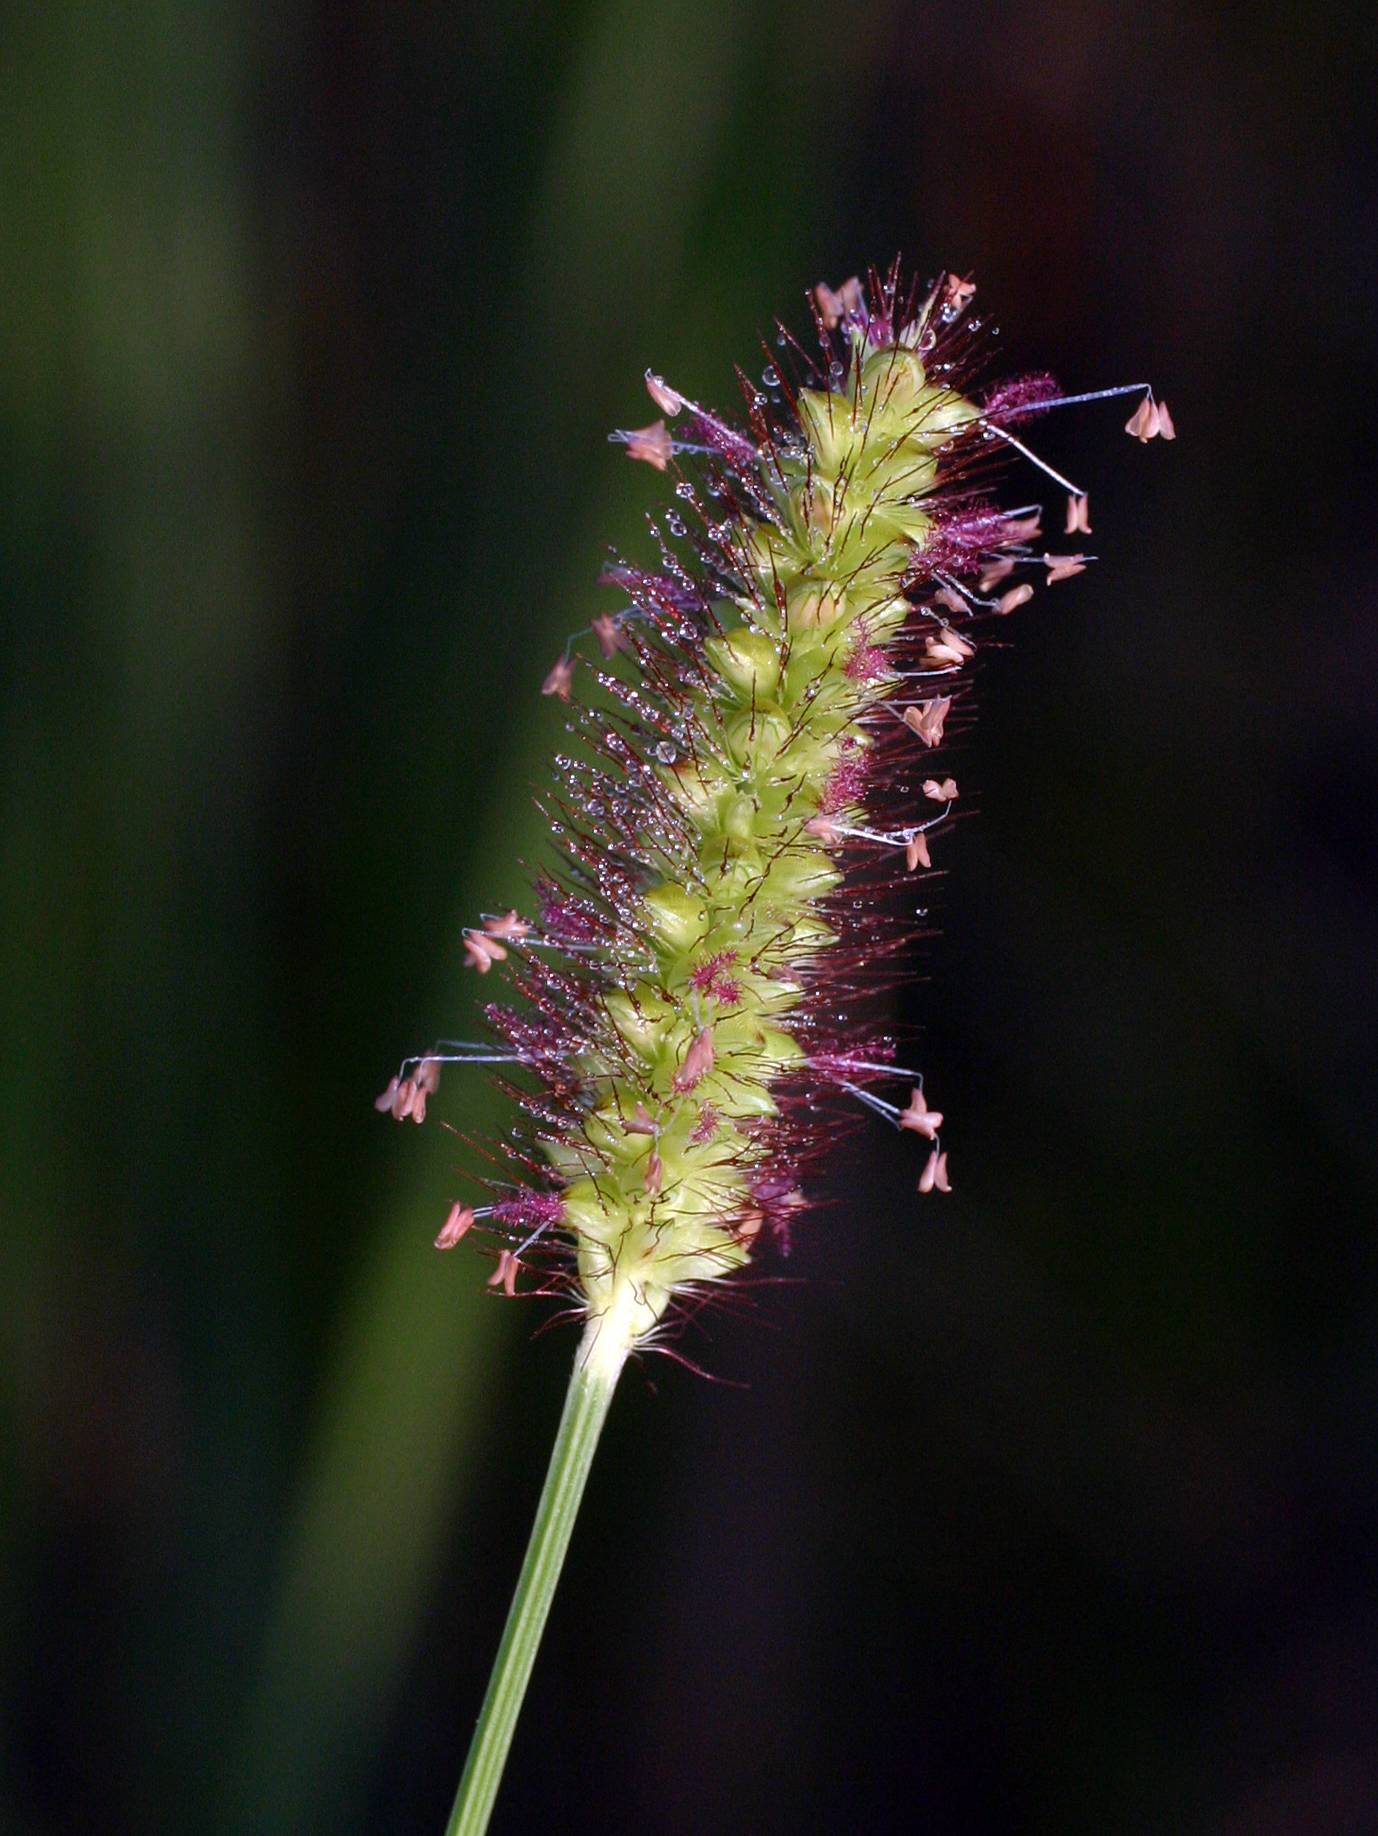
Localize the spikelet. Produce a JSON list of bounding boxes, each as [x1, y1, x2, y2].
[[377, 262, 1165, 1351]]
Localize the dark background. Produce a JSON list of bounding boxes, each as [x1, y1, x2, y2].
[[4, 3, 1376, 1831]]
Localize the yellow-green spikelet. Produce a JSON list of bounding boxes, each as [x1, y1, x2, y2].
[[544, 334, 983, 1340]]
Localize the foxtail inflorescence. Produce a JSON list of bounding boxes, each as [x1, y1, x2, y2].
[[377, 263, 1171, 1357]]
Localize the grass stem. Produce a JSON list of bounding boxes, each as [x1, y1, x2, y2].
[[444, 1302, 634, 1835]]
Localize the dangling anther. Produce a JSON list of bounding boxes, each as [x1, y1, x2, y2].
[[918, 1149, 952, 1194], [898, 1087, 944, 1140], [483, 911, 531, 942], [1124, 396, 1161, 442], [435, 1204, 475, 1250], [488, 1249, 520, 1296], [464, 930, 508, 973], [591, 614, 629, 659], [620, 420, 674, 470], [1043, 553, 1087, 585], [813, 278, 862, 329], [924, 628, 975, 667], [997, 583, 1035, 615], [645, 372, 684, 417], [903, 697, 953, 748]]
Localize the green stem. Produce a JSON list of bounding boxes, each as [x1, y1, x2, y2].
[[444, 1301, 635, 1836]]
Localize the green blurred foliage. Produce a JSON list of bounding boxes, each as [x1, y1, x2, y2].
[[3, 2, 1375, 1833]]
